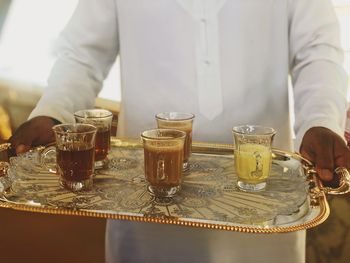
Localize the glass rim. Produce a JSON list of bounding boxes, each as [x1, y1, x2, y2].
[[155, 112, 195, 122], [232, 125, 276, 136], [74, 109, 113, 119], [53, 123, 97, 135], [141, 128, 186, 140]]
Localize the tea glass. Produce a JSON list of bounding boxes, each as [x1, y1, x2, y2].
[[232, 125, 276, 192], [141, 129, 186, 198], [74, 109, 113, 169], [42, 123, 97, 191], [155, 112, 194, 171]]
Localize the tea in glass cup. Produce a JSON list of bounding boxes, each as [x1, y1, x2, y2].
[[74, 109, 113, 169], [141, 129, 186, 198], [45, 123, 97, 191], [232, 125, 276, 192], [155, 112, 194, 171]]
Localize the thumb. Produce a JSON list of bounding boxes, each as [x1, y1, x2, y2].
[[15, 144, 31, 155]]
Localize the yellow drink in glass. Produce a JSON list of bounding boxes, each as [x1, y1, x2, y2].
[[233, 125, 275, 191], [234, 143, 272, 184]]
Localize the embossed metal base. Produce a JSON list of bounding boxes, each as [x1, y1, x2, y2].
[[147, 185, 180, 197], [237, 181, 266, 192], [60, 177, 93, 191]]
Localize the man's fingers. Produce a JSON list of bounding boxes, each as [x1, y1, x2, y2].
[[9, 130, 34, 154], [302, 149, 335, 182], [334, 141, 350, 170], [15, 144, 31, 155], [300, 144, 334, 176], [314, 148, 335, 181], [316, 168, 334, 182], [300, 149, 314, 163]]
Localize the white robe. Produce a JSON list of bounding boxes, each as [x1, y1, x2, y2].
[[29, 0, 347, 262]]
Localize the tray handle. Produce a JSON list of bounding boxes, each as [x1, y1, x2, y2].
[[0, 142, 11, 152], [321, 167, 350, 195], [0, 143, 11, 176]]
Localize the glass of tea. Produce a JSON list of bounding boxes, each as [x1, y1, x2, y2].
[[42, 123, 97, 191], [232, 125, 276, 192], [155, 112, 195, 171], [74, 109, 113, 169], [141, 129, 186, 198]]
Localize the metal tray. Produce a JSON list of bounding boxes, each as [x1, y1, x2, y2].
[[0, 138, 349, 234]]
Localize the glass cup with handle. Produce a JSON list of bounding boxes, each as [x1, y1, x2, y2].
[[41, 123, 97, 191], [232, 125, 276, 192]]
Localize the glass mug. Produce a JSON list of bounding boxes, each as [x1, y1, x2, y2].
[[141, 129, 186, 198], [155, 112, 195, 171], [232, 125, 276, 192], [74, 109, 113, 169], [41, 123, 97, 191]]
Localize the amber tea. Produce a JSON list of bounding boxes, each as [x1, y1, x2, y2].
[[141, 129, 186, 197], [156, 112, 194, 171], [57, 147, 95, 182], [49, 123, 97, 191], [144, 143, 183, 190], [95, 129, 111, 161], [74, 109, 113, 169]]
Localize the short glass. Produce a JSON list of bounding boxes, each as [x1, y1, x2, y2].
[[155, 112, 195, 171], [74, 109, 113, 169], [141, 129, 186, 198], [46, 123, 97, 191], [232, 125, 276, 192]]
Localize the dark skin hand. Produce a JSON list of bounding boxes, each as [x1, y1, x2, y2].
[[300, 127, 350, 185], [8, 116, 59, 155]]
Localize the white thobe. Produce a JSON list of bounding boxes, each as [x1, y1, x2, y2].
[[29, 0, 348, 262]]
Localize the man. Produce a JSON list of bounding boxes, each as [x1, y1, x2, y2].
[[9, 0, 350, 262]]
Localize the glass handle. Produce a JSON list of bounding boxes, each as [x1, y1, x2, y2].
[[40, 146, 57, 174]]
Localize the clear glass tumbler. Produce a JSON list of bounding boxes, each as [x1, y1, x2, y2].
[[156, 112, 194, 171], [74, 109, 113, 169], [232, 125, 276, 192], [141, 129, 186, 198]]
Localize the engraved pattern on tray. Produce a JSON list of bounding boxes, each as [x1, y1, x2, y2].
[[2, 140, 312, 230]]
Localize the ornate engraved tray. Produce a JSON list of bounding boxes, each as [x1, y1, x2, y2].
[[0, 138, 349, 233]]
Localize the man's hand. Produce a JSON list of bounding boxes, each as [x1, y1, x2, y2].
[[300, 127, 350, 184], [9, 116, 59, 155]]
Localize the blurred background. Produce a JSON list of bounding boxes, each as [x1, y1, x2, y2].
[[0, 1, 349, 262], [0, 0, 120, 143]]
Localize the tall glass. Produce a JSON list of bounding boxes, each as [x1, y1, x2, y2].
[[74, 109, 113, 169], [141, 129, 186, 198], [232, 125, 276, 192], [155, 112, 194, 171]]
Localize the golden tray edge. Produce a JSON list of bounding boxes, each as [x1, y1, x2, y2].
[[0, 138, 331, 234]]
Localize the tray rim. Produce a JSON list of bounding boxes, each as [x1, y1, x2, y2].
[[0, 138, 330, 234]]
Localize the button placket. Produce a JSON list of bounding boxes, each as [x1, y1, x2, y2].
[[177, 0, 227, 119]]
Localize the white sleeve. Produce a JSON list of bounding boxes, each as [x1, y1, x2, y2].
[[289, 0, 348, 150], [29, 0, 119, 123]]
